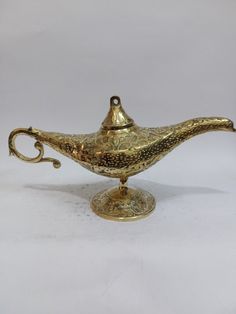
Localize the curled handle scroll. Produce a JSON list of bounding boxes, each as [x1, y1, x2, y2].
[[8, 127, 61, 168]]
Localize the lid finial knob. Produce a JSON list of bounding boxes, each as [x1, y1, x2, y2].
[[110, 96, 121, 106]]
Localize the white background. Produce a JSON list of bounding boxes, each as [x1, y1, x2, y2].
[[1, 1, 236, 313]]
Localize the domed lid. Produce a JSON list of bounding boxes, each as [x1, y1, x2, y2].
[[101, 96, 135, 130]]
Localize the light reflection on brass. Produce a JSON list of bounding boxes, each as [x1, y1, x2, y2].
[[8, 96, 235, 221]]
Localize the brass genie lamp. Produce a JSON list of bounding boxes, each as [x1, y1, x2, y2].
[[8, 96, 235, 221]]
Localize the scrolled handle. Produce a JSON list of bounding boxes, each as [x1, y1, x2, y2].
[[8, 127, 61, 168]]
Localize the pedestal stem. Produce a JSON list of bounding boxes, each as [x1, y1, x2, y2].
[[119, 177, 128, 195]]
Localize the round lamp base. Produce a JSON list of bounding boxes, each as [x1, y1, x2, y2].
[[91, 186, 156, 222]]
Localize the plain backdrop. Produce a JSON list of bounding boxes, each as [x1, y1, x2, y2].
[[0, 1, 236, 314]]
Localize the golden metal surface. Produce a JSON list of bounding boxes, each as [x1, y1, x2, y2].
[[91, 183, 156, 222], [8, 96, 235, 221]]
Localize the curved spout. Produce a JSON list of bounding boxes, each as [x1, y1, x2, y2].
[[170, 116, 235, 133], [150, 116, 235, 163], [161, 116, 235, 142]]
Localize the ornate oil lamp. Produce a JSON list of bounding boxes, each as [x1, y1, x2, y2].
[[8, 96, 235, 221]]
